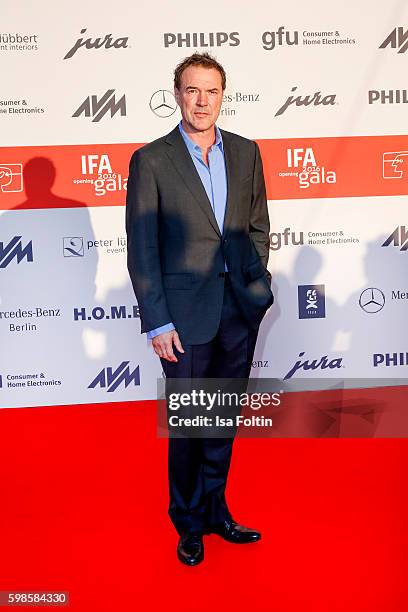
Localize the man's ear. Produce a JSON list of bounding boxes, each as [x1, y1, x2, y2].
[[174, 87, 180, 105]]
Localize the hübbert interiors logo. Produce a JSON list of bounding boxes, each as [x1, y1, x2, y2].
[[0, 32, 38, 51]]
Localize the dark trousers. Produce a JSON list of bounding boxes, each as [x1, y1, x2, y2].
[[161, 276, 258, 535]]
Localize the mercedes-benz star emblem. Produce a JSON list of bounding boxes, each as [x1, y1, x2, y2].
[[359, 288, 385, 313], [149, 90, 177, 118]]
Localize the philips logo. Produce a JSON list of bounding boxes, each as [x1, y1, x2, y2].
[[73, 90, 126, 122], [0, 236, 33, 268], [88, 361, 140, 392], [373, 353, 408, 367], [163, 32, 239, 48], [368, 90, 408, 105]]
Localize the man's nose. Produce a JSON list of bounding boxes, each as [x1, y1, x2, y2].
[[196, 91, 208, 106]]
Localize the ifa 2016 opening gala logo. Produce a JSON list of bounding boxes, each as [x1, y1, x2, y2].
[[278, 146, 337, 192], [73, 153, 128, 198]]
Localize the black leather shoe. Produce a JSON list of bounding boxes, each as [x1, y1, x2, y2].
[[208, 519, 261, 543], [177, 533, 204, 566]]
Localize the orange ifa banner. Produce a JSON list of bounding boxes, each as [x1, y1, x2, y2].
[[1, 134, 408, 211]]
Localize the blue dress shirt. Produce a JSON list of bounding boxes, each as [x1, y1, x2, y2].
[[147, 121, 228, 339]]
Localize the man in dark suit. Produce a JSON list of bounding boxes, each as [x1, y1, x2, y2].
[[126, 52, 273, 566]]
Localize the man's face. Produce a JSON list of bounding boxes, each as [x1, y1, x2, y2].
[[174, 65, 223, 134]]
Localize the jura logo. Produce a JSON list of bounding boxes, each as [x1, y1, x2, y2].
[[163, 32, 240, 48], [73, 90, 126, 122], [262, 26, 298, 50], [270, 227, 304, 250], [275, 87, 336, 116], [382, 226, 408, 251], [88, 361, 140, 392], [379, 27, 408, 53], [0, 236, 33, 268], [64, 28, 129, 59], [284, 352, 343, 380]]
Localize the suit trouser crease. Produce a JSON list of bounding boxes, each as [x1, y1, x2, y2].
[[161, 277, 258, 535]]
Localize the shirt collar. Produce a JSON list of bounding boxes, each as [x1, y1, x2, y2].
[[178, 121, 224, 157]]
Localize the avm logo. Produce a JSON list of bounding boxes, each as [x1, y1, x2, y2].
[[73, 90, 126, 122], [382, 226, 408, 251], [379, 27, 408, 53], [0, 236, 33, 268], [88, 361, 140, 392]]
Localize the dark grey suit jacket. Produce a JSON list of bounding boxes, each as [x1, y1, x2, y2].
[[126, 125, 273, 345]]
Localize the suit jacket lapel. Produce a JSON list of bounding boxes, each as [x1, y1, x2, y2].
[[164, 127, 221, 237], [220, 129, 238, 237]]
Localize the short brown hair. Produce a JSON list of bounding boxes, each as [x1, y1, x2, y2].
[[174, 52, 226, 91]]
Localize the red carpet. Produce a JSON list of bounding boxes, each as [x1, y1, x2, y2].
[[0, 400, 407, 611]]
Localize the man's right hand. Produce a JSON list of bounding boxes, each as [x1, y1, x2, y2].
[[152, 330, 185, 362]]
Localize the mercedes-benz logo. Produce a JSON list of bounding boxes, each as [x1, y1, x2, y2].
[[359, 288, 385, 313], [149, 90, 177, 118]]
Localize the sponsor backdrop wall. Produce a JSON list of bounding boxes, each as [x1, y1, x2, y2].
[[1, 0, 407, 408]]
